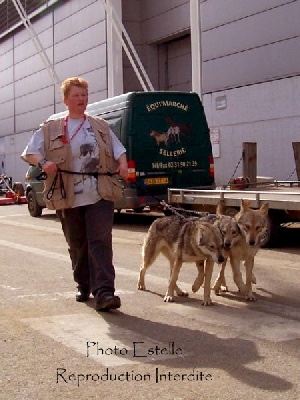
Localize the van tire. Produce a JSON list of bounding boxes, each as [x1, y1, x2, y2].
[[27, 190, 43, 217]]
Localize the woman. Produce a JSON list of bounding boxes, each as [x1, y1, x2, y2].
[[21, 77, 128, 312]]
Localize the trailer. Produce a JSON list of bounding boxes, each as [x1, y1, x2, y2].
[[167, 180, 300, 247], [0, 175, 27, 205]]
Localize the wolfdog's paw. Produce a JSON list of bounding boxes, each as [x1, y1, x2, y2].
[[137, 282, 146, 290], [245, 294, 257, 302], [220, 285, 229, 292], [202, 299, 213, 306], [213, 283, 228, 295], [212, 283, 221, 295], [164, 295, 174, 302], [177, 290, 189, 297]]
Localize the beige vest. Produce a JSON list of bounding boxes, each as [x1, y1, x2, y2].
[[41, 116, 122, 210]]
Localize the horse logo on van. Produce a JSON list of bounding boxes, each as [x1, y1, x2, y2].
[[149, 130, 168, 146], [149, 117, 191, 147]]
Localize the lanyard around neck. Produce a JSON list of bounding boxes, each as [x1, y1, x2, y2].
[[61, 114, 86, 144]]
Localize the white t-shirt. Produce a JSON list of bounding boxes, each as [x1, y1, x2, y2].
[[22, 118, 126, 207]]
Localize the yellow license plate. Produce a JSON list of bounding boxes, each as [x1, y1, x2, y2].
[[144, 177, 169, 185]]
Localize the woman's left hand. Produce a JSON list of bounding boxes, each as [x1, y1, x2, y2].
[[117, 163, 128, 181]]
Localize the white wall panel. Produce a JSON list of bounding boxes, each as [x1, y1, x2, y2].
[[203, 76, 300, 185], [0, 37, 13, 56], [54, 2, 105, 43], [54, 23, 105, 63], [88, 89, 108, 104], [208, 78, 300, 127], [0, 67, 13, 86], [0, 99, 14, 119], [201, 0, 292, 30], [201, 0, 300, 92], [14, 70, 54, 98], [142, 3, 189, 43], [15, 105, 55, 133], [55, 45, 107, 82], [54, 0, 99, 24], [140, 0, 188, 18], [5, 130, 36, 184], [0, 117, 14, 137], [83, 68, 108, 98], [14, 49, 53, 81], [14, 28, 54, 64], [202, 36, 300, 93], [0, 83, 14, 104], [15, 86, 54, 115], [13, 13, 53, 46], [202, 1, 300, 61], [0, 49, 13, 71]]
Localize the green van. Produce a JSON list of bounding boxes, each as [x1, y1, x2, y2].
[[34, 91, 214, 214]]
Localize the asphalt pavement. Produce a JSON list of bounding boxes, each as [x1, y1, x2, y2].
[[0, 204, 299, 400]]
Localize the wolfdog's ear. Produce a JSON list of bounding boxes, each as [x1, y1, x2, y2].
[[240, 199, 251, 211], [216, 201, 225, 215], [259, 202, 269, 215]]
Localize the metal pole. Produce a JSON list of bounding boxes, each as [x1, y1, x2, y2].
[[190, 0, 202, 98], [99, 0, 154, 91], [106, 0, 114, 97]]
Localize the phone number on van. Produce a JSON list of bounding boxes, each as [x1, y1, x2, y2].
[[152, 161, 198, 169]]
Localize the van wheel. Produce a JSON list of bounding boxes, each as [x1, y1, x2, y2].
[[27, 190, 43, 217], [133, 207, 144, 213], [12, 182, 25, 197]]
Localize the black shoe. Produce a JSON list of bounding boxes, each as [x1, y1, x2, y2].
[[76, 288, 90, 302], [96, 295, 121, 311]]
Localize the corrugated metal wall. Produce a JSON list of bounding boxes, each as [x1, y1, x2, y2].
[[201, 0, 300, 92]]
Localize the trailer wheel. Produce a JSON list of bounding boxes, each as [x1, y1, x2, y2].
[[163, 208, 173, 216], [12, 182, 25, 197], [260, 211, 283, 248], [27, 190, 43, 217], [224, 207, 239, 217], [133, 207, 144, 213]]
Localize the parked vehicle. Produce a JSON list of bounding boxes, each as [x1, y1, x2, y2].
[[167, 182, 300, 247], [25, 91, 215, 216], [25, 165, 45, 217], [0, 174, 26, 205]]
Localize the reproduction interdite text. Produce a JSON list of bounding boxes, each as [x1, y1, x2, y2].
[[56, 341, 212, 387]]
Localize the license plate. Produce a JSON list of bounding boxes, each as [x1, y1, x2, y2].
[[144, 177, 169, 185]]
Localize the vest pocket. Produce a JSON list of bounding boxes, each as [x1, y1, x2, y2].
[[110, 176, 123, 200], [99, 175, 123, 201], [49, 138, 65, 151]]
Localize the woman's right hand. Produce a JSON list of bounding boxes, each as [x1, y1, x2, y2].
[[41, 161, 58, 175]]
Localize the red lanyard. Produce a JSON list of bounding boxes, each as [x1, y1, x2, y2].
[[61, 114, 86, 144]]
